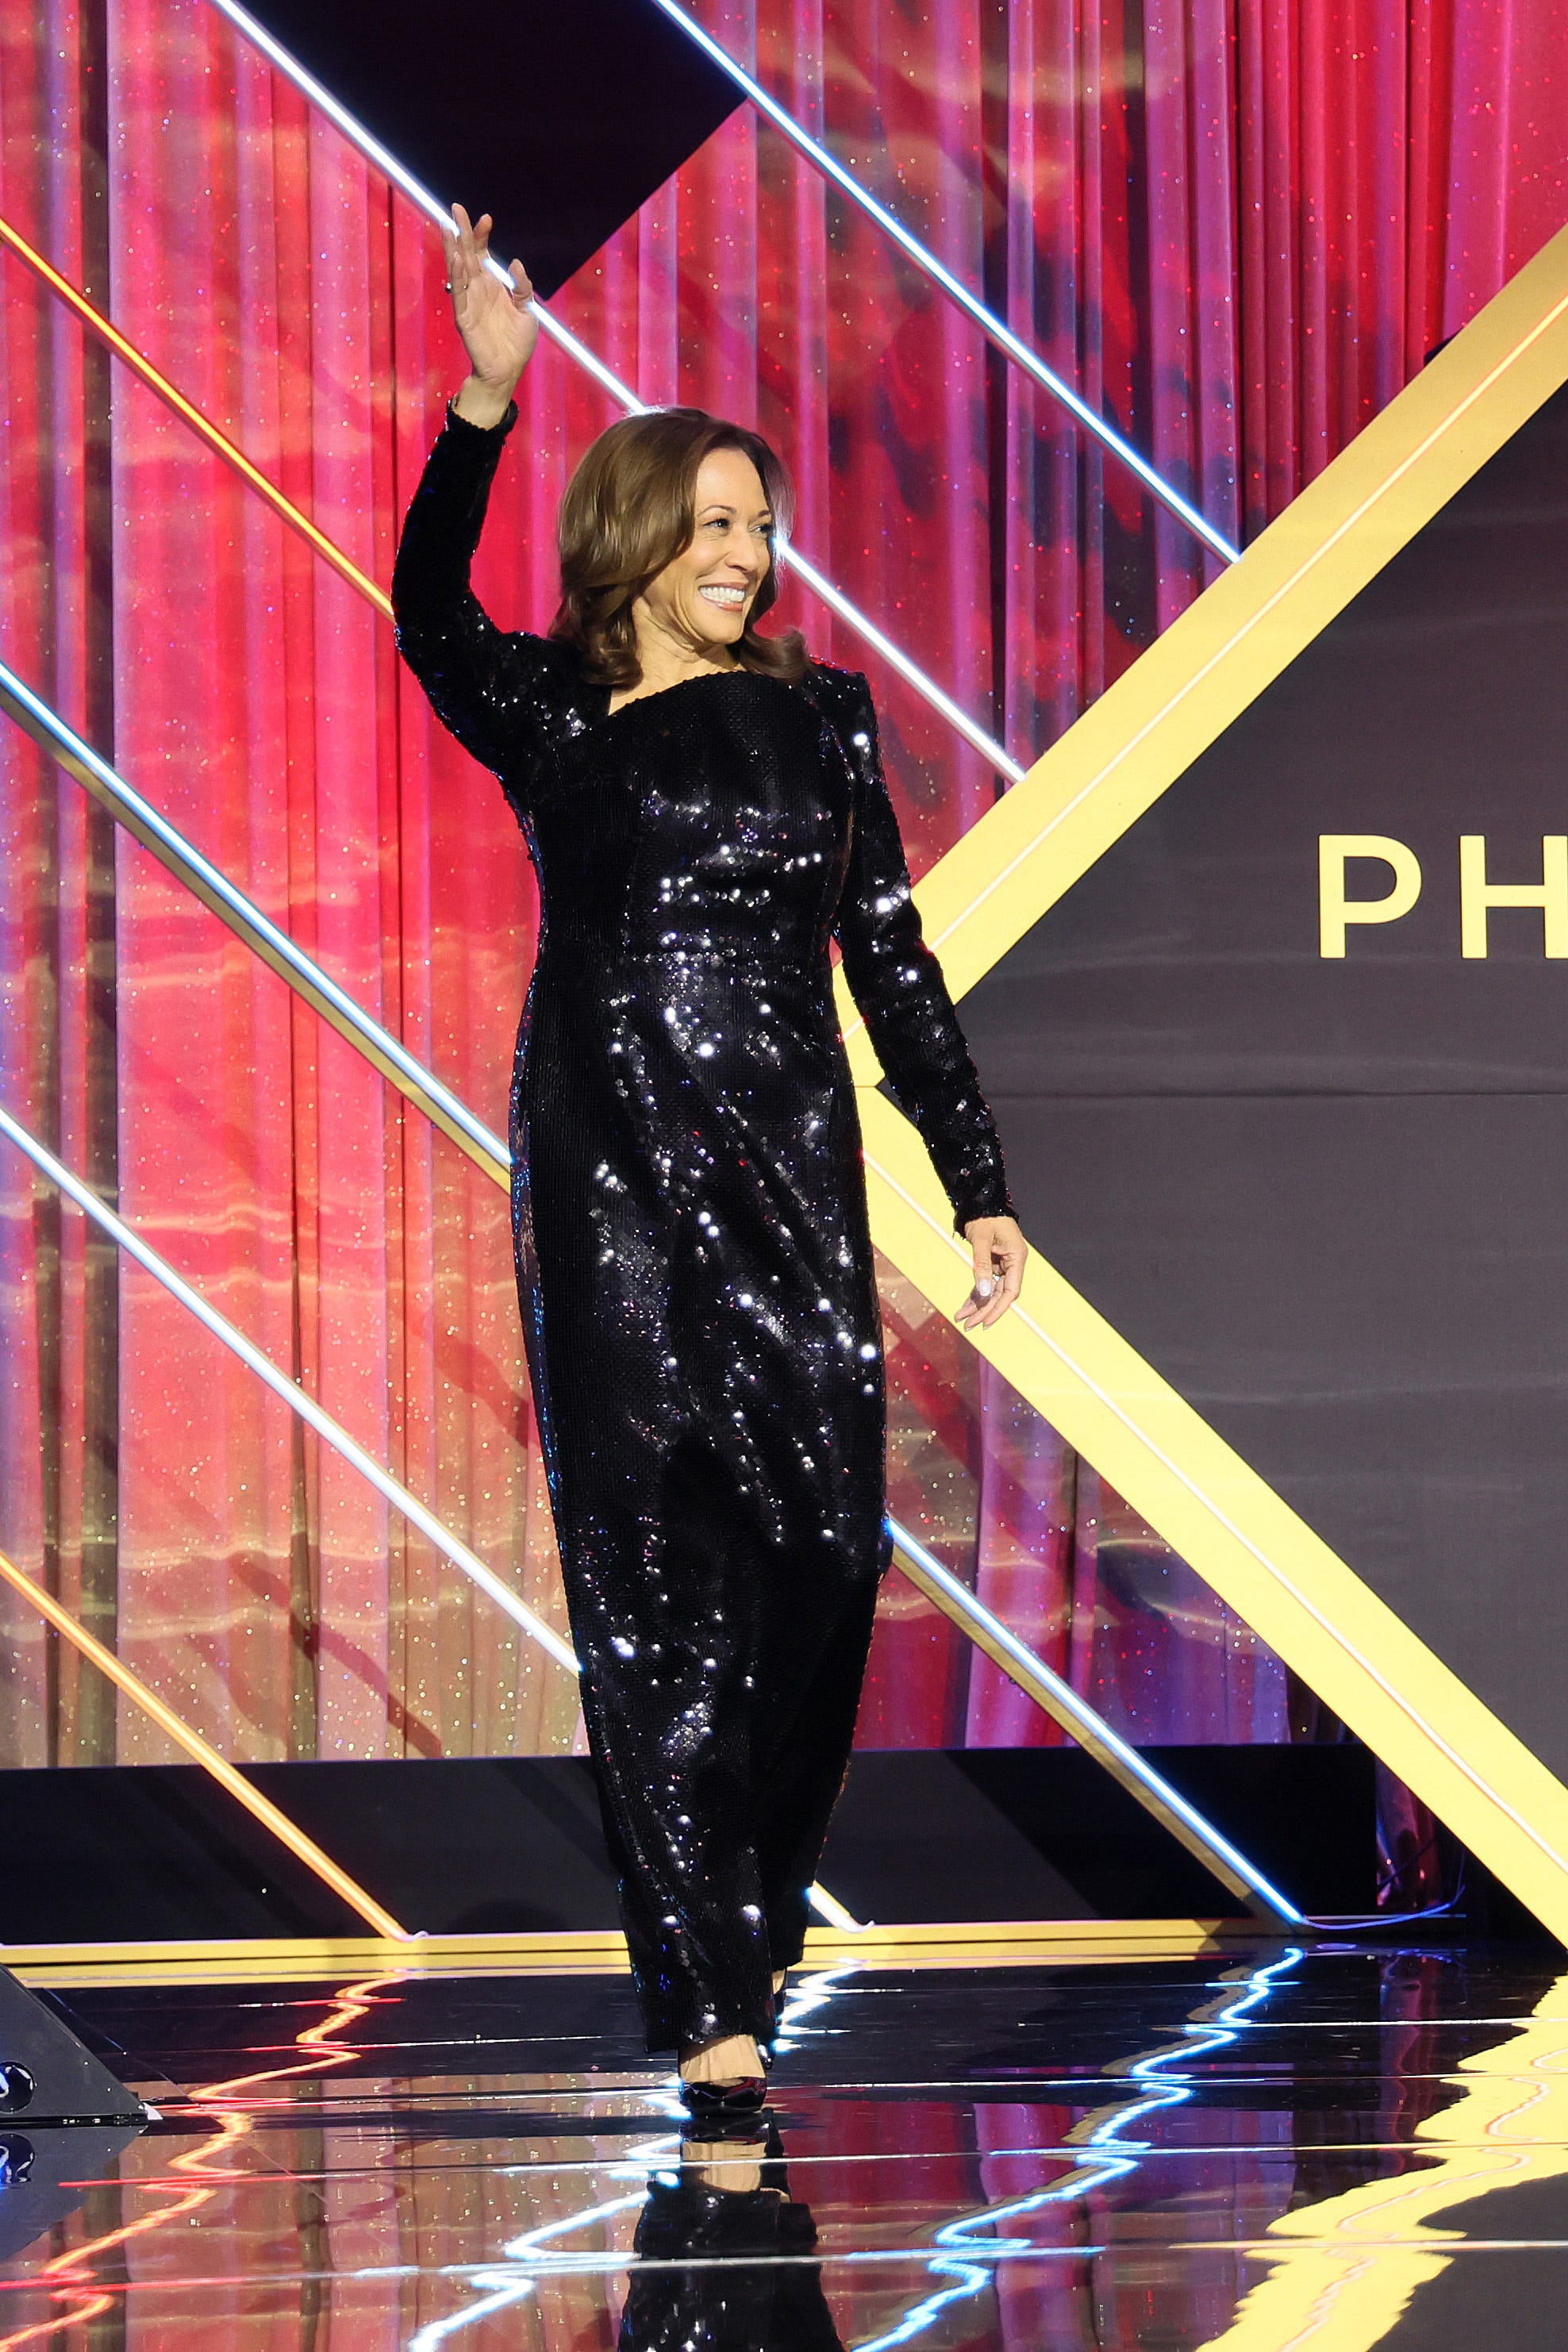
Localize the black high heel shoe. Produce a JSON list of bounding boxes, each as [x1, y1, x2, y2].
[[678, 2070, 769, 2123], [678, 2036, 771, 2123]]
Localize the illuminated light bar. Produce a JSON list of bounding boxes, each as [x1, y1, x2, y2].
[[206, 0, 1023, 785], [805, 1880, 864, 1932], [192, 13, 1289, 1931], [0, 1097, 579, 1675], [848, 1948, 1305, 2352], [781, 538, 1024, 779], [0, 1538, 409, 1940], [0, 653, 511, 1189], [0, 209, 391, 618], [887, 1516, 1305, 1926], [645, 0, 1243, 570]]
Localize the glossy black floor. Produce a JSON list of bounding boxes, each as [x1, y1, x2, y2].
[[5, 1938, 1567, 2346]]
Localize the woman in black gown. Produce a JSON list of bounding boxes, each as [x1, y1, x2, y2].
[[393, 207, 1027, 2109]]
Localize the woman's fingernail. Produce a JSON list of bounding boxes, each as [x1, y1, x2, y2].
[[975, 1278, 994, 1299]]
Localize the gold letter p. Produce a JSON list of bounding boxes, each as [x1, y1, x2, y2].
[[1319, 836, 1423, 959]]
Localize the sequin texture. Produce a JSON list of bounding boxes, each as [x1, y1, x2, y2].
[[393, 407, 1013, 2051]]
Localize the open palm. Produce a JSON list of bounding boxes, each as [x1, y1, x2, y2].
[[444, 202, 537, 391]]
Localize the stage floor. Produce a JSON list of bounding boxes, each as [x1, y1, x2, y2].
[[4, 1936, 1565, 2345]]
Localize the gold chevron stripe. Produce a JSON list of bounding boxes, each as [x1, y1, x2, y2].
[[855, 220, 1568, 1937]]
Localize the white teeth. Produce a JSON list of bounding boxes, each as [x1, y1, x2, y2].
[[699, 585, 747, 605]]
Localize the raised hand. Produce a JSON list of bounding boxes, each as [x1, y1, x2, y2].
[[445, 203, 536, 427]]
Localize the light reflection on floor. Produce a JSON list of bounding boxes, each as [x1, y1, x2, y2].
[[2, 1941, 1567, 2346]]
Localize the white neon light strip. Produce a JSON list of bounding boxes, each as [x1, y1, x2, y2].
[[0, 655, 510, 1174], [0, 1099, 579, 1674], [192, 0, 1270, 1937], [645, 0, 1243, 568], [206, 0, 1024, 784], [886, 1516, 1305, 1924]]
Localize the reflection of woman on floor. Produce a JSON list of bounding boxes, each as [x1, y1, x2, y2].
[[394, 206, 1026, 2113], [619, 2131, 843, 2352]]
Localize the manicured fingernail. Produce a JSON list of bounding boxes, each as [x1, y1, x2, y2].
[[975, 1278, 993, 1299]]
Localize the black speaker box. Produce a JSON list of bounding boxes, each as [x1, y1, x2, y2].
[[0, 1964, 148, 2263]]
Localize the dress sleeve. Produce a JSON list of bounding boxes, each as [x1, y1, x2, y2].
[[392, 402, 566, 780], [830, 674, 1016, 1232]]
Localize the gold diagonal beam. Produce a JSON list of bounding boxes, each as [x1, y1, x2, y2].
[[839, 223, 1568, 1080], [0, 210, 390, 620], [844, 221, 1568, 1940], [920, 225, 1568, 1004], [860, 1083, 1568, 1941], [0, 1545, 409, 1942]]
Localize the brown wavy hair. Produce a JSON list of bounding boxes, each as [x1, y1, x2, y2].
[[549, 407, 807, 689]]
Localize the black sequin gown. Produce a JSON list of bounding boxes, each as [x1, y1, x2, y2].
[[394, 406, 1012, 2052]]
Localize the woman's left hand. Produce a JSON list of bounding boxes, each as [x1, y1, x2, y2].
[[955, 1215, 1028, 1332]]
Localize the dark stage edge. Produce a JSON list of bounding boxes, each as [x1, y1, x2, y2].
[[0, 1744, 1406, 1946], [4, 1941, 1567, 2343]]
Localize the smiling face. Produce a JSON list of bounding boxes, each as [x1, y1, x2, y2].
[[633, 445, 774, 665]]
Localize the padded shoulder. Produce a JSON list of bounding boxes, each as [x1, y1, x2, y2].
[[800, 663, 877, 771], [801, 659, 871, 722]]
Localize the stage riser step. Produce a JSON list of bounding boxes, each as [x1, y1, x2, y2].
[[0, 1747, 1382, 1944]]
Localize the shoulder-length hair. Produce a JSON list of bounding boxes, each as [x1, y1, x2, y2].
[[549, 407, 807, 688]]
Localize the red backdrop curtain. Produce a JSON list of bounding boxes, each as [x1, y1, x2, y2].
[[1, 0, 1564, 1767]]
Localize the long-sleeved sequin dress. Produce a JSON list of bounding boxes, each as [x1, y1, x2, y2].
[[394, 406, 1013, 2052]]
